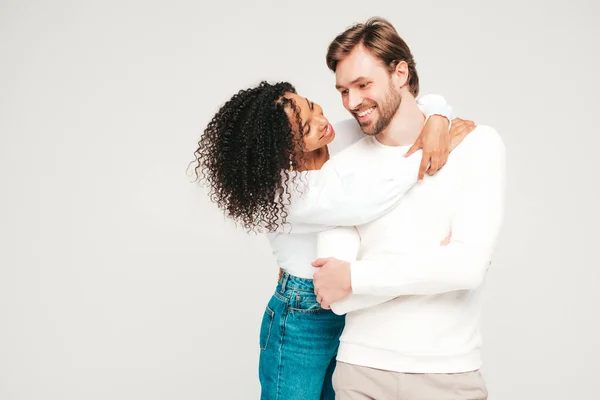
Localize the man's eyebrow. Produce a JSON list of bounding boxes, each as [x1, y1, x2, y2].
[[336, 77, 368, 89], [351, 76, 368, 85]]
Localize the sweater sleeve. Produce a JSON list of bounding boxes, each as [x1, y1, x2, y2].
[[284, 147, 420, 230], [417, 94, 454, 122], [316, 226, 397, 315], [350, 127, 506, 296]]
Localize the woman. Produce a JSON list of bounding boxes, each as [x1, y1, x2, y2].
[[193, 81, 474, 399]]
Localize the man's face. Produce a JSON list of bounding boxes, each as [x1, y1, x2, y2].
[[335, 45, 403, 136]]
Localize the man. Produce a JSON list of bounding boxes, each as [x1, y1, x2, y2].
[[312, 17, 506, 399]]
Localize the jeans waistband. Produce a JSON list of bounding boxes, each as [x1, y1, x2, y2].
[[277, 268, 315, 293]]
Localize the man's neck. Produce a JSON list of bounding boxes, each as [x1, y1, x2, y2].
[[376, 95, 425, 147]]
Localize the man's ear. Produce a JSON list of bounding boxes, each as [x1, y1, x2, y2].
[[392, 60, 409, 89]]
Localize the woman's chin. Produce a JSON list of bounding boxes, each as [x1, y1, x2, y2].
[[323, 131, 335, 146]]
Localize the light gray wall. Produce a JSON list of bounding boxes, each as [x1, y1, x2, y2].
[[1, 0, 598, 399]]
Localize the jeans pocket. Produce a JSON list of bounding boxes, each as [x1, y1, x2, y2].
[[288, 291, 324, 314], [259, 305, 275, 351]]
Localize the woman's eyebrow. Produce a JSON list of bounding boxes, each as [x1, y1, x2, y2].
[[305, 98, 314, 111]]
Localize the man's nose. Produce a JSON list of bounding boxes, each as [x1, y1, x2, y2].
[[347, 90, 362, 111]]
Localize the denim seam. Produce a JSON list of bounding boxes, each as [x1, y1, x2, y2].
[[275, 301, 289, 400], [287, 307, 325, 314], [279, 273, 289, 293], [286, 291, 323, 314], [260, 305, 275, 351], [278, 286, 314, 293], [273, 291, 288, 303]]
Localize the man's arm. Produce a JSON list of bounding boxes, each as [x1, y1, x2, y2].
[[283, 95, 454, 232], [316, 226, 397, 315], [324, 235, 453, 315], [351, 127, 506, 296]]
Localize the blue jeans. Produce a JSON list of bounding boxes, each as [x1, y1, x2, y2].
[[258, 271, 346, 400]]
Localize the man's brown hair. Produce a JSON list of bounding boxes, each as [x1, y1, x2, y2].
[[326, 17, 419, 96]]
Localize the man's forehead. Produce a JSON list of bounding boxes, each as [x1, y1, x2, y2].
[[335, 46, 381, 86]]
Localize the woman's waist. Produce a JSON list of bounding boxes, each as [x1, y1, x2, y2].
[[276, 268, 317, 292], [279, 262, 319, 280]]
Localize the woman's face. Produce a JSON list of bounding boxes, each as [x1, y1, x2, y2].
[[283, 92, 336, 152]]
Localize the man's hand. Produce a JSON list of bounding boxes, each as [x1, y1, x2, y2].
[[312, 257, 352, 310], [449, 117, 476, 151]]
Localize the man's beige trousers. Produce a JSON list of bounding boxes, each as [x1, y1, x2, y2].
[[333, 361, 488, 400]]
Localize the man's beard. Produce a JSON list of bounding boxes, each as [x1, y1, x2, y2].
[[356, 84, 402, 136]]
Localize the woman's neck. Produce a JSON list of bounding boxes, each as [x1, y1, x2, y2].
[[295, 146, 329, 171]]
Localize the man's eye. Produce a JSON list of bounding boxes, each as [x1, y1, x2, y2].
[[360, 83, 369, 89], [341, 90, 349, 96]]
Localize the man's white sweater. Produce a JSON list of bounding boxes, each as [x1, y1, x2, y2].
[[317, 125, 506, 373]]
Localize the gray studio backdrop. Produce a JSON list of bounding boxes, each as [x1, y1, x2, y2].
[[1, 0, 598, 399]]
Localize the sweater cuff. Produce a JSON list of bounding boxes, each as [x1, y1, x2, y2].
[[417, 94, 454, 126], [350, 260, 376, 295]]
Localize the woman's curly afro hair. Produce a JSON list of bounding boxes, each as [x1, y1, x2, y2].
[[193, 81, 307, 232]]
